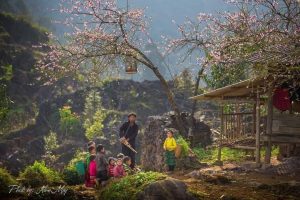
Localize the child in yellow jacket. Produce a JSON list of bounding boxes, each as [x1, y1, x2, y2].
[[163, 130, 177, 172]]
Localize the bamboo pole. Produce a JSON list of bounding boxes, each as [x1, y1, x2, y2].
[[265, 86, 273, 164], [255, 88, 261, 165]]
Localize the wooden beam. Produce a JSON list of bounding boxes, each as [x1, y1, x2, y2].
[[217, 105, 224, 165], [265, 86, 273, 164], [261, 135, 300, 143], [255, 88, 261, 164]]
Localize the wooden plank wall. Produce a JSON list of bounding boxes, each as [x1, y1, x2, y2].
[[262, 114, 300, 143]]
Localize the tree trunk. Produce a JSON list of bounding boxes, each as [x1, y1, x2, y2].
[[130, 46, 187, 135], [191, 67, 205, 118], [189, 67, 205, 145]]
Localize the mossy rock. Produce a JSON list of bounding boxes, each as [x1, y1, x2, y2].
[[136, 177, 197, 200], [101, 171, 167, 200]]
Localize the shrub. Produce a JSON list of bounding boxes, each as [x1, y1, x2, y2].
[[0, 168, 17, 195], [101, 171, 166, 200], [19, 161, 62, 187], [62, 167, 83, 186]]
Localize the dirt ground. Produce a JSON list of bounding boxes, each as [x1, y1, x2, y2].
[[171, 160, 300, 200]]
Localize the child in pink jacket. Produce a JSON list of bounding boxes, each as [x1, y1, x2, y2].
[[113, 158, 126, 178]]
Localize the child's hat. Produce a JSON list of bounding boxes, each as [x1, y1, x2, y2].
[[108, 157, 116, 162], [117, 153, 125, 158], [128, 112, 137, 117]]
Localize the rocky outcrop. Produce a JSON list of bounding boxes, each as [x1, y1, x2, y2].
[[136, 178, 197, 200]]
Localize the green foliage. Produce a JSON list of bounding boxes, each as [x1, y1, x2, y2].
[[83, 89, 107, 140], [193, 147, 245, 163], [261, 146, 279, 158], [175, 135, 190, 157], [192, 147, 213, 161], [67, 149, 88, 169], [0, 64, 13, 81], [43, 131, 59, 167], [101, 171, 166, 200], [194, 146, 280, 163], [0, 168, 17, 195], [62, 167, 83, 186], [59, 106, 81, 136], [85, 110, 106, 140], [0, 64, 12, 123], [44, 131, 59, 152], [19, 161, 62, 187], [83, 90, 103, 122], [204, 63, 248, 89]]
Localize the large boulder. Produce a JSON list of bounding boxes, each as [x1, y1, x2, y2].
[[140, 113, 211, 172], [136, 178, 197, 200]]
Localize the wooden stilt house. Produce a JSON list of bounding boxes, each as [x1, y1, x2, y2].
[[190, 78, 300, 165]]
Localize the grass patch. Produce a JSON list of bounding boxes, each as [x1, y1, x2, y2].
[[261, 146, 279, 158], [101, 171, 167, 200], [193, 145, 280, 163], [193, 147, 245, 163]]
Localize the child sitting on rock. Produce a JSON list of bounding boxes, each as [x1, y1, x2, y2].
[[113, 158, 126, 178], [108, 157, 116, 177], [163, 130, 177, 172], [123, 156, 134, 175]]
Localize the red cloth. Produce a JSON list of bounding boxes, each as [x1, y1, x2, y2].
[[273, 88, 291, 111], [108, 164, 115, 177], [85, 160, 97, 187], [113, 165, 126, 178]]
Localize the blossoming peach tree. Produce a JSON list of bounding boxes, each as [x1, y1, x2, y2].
[[171, 0, 300, 89], [39, 0, 187, 134]]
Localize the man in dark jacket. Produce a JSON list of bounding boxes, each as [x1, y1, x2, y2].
[[119, 112, 138, 169]]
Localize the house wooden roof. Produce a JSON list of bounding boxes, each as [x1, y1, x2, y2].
[[190, 78, 267, 101]]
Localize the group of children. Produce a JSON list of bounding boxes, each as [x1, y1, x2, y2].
[[84, 129, 177, 188], [84, 141, 137, 188]]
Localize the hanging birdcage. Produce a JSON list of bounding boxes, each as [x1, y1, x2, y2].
[[124, 56, 138, 74]]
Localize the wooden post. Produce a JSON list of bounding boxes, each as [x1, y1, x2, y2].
[[217, 104, 224, 165], [252, 103, 256, 137], [265, 86, 273, 164], [255, 88, 261, 165]]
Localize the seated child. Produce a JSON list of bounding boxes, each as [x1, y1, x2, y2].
[[86, 154, 97, 187], [123, 156, 134, 175], [108, 157, 116, 177], [85, 144, 96, 187], [113, 158, 126, 178], [96, 144, 109, 186], [163, 130, 177, 172]]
